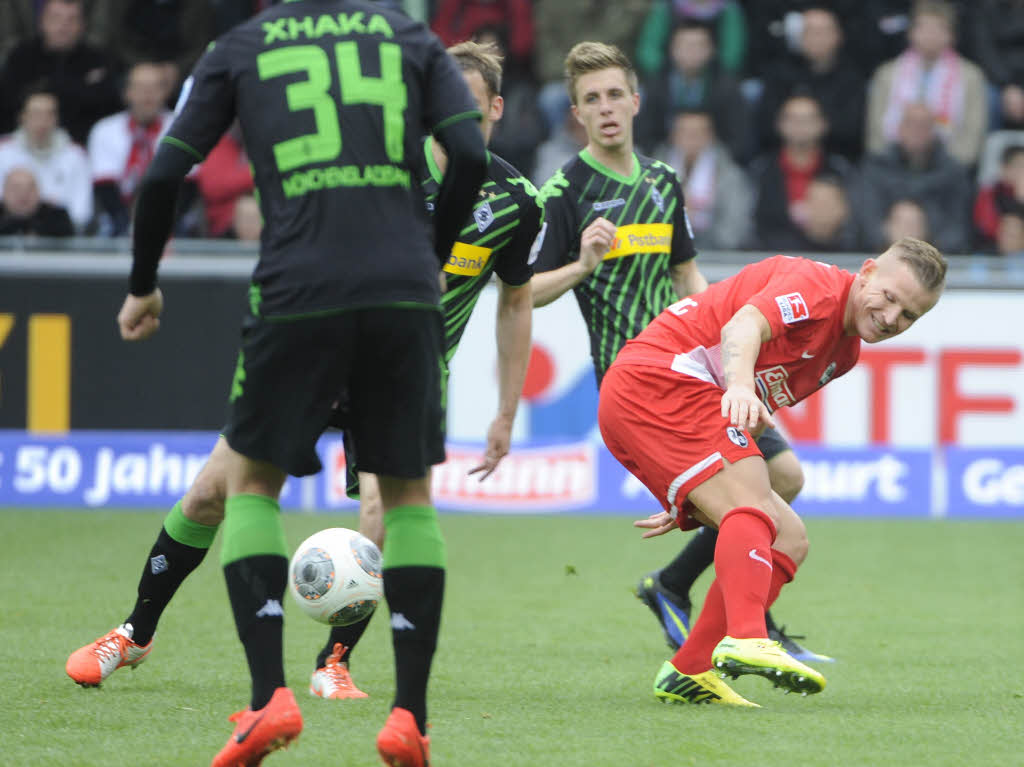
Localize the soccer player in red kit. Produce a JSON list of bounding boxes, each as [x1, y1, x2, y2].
[[598, 237, 946, 706]]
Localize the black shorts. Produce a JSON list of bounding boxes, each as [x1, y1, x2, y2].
[[224, 307, 446, 478], [754, 426, 792, 462], [339, 362, 452, 498]]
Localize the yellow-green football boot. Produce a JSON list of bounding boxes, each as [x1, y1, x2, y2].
[[711, 636, 826, 695], [653, 661, 760, 707]]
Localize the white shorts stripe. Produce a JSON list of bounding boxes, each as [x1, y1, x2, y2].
[[666, 451, 723, 515]]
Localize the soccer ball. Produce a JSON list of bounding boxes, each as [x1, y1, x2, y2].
[[288, 527, 383, 626]]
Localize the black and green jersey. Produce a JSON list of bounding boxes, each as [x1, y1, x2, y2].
[[534, 149, 697, 383], [164, 0, 479, 318], [420, 138, 539, 362]]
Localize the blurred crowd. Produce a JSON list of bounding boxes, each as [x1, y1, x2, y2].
[[1, 0, 1023, 257]]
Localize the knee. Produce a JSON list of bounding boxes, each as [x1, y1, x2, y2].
[[776, 513, 809, 566], [182, 473, 226, 526], [769, 457, 805, 505]]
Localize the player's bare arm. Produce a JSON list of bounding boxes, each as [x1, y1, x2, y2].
[[669, 259, 708, 300], [720, 304, 775, 432], [117, 288, 164, 341], [532, 216, 617, 307], [470, 278, 532, 480]]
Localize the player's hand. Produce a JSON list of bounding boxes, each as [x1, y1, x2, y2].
[[578, 217, 617, 274], [117, 289, 164, 341], [633, 511, 677, 539], [468, 414, 513, 481], [721, 384, 774, 432]]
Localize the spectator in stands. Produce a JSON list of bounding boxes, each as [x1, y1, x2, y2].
[[656, 109, 751, 249], [996, 209, 1024, 256], [0, 167, 73, 236], [859, 102, 972, 253], [196, 122, 253, 238], [0, 0, 121, 145], [756, 7, 866, 162], [87, 0, 213, 102], [748, 93, 852, 251], [866, 0, 988, 167], [635, 0, 747, 79], [884, 198, 931, 243], [795, 173, 859, 251], [534, 0, 652, 134], [432, 0, 534, 72], [637, 21, 749, 160], [88, 61, 196, 236], [227, 194, 263, 242], [968, 0, 1024, 130], [974, 143, 1024, 249], [0, 86, 92, 232], [532, 103, 588, 187]]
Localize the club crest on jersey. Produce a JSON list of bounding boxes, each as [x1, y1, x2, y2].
[[650, 186, 665, 213], [775, 292, 809, 324], [474, 201, 494, 232], [592, 198, 625, 212], [819, 361, 838, 386], [726, 426, 749, 448], [755, 364, 795, 410]]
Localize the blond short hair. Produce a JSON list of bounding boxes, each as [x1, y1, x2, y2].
[[448, 40, 503, 98], [564, 41, 638, 105], [889, 236, 947, 292]]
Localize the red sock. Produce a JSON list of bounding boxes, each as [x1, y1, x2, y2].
[[670, 578, 726, 675], [715, 507, 776, 639], [766, 549, 797, 609]]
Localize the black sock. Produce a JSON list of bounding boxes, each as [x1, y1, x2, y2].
[[659, 526, 719, 598], [765, 609, 779, 633], [223, 554, 287, 710], [124, 528, 208, 646], [384, 566, 444, 735], [317, 614, 373, 670]]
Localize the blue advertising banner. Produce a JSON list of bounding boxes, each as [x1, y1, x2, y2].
[[945, 448, 1024, 519], [0, 431, 1020, 519]]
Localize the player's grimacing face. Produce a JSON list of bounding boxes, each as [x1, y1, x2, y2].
[[462, 70, 502, 145], [572, 68, 639, 152], [852, 255, 939, 343]]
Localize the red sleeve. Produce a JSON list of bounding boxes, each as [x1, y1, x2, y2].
[[196, 136, 253, 205], [507, 0, 536, 61], [745, 260, 847, 341], [431, 0, 461, 47], [973, 186, 999, 240]]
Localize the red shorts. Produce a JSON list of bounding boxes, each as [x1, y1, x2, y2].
[[598, 361, 763, 528]]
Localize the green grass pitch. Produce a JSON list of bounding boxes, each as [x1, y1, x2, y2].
[[4, 510, 1023, 766]]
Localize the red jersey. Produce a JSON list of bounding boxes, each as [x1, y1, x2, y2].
[[614, 255, 861, 413]]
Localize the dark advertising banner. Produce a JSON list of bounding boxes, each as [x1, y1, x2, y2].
[[0, 274, 248, 430]]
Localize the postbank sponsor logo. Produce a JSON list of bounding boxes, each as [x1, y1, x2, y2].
[[444, 241, 492, 276], [604, 223, 672, 260]]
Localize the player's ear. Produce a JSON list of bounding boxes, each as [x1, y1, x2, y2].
[[490, 94, 504, 122], [860, 257, 877, 279], [631, 90, 640, 115]]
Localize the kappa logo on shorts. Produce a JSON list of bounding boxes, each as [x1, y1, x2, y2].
[[726, 426, 749, 448], [775, 292, 810, 324]]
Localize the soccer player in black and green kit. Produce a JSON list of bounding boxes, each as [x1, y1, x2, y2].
[[310, 39, 539, 701], [530, 43, 829, 705], [65, 34, 534, 767], [72, 2, 488, 764]]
